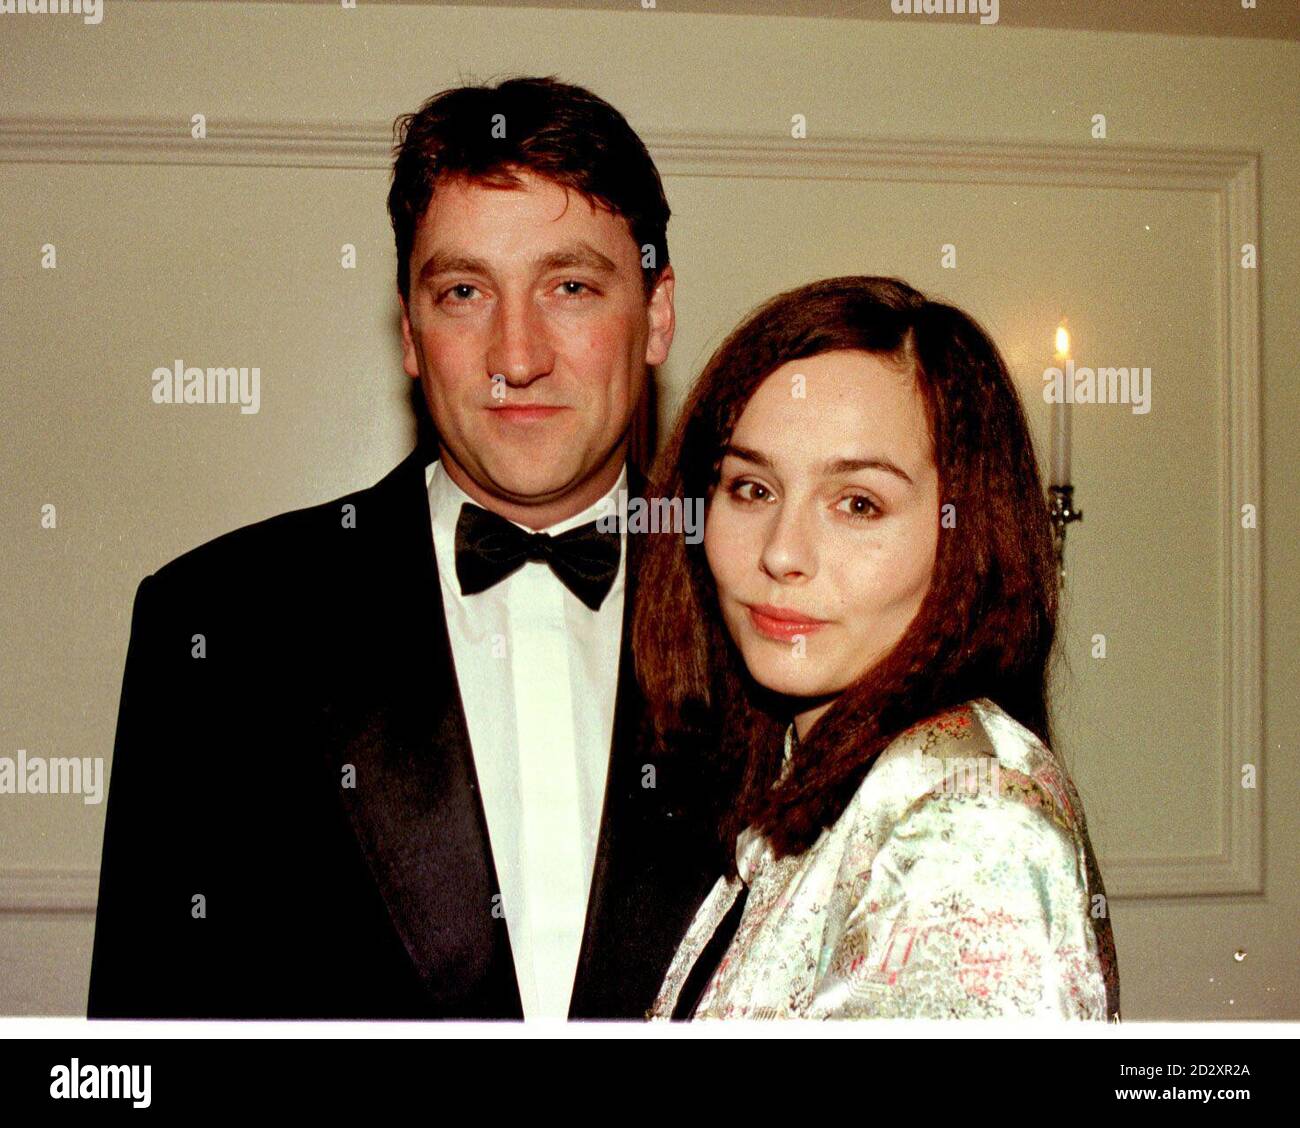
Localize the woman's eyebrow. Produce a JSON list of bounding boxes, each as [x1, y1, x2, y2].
[[722, 444, 772, 469], [724, 445, 913, 487], [822, 456, 914, 486]]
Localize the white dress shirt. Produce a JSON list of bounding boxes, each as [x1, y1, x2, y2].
[[426, 459, 627, 1019]]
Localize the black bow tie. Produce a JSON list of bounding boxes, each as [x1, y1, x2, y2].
[[454, 502, 621, 611]]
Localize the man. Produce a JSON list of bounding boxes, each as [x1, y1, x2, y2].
[[87, 76, 726, 1019]]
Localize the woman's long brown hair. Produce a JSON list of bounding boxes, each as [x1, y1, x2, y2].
[[633, 276, 1058, 877]]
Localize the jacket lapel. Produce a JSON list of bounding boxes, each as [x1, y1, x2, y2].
[[321, 449, 719, 1019], [320, 448, 523, 1018]]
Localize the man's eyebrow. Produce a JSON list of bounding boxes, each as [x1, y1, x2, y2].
[[536, 244, 620, 275], [418, 252, 486, 284], [723, 445, 914, 486], [417, 242, 620, 285]]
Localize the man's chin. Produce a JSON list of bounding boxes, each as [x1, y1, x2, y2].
[[476, 460, 591, 506]]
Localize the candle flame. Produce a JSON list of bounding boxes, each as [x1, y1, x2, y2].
[[1055, 322, 1070, 357]]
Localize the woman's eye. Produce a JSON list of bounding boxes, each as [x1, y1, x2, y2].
[[836, 493, 880, 520], [729, 479, 772, 503]]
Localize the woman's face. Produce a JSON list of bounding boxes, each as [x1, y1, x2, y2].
[[704, 349, 940, 714]]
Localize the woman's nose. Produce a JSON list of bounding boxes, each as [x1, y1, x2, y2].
[[759, 503, 816, 583]]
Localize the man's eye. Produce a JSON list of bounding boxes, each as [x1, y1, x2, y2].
[[441, 284, 480, 303], [557, 280, 593, 296]]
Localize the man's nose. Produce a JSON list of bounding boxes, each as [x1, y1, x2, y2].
[[486, 293, 555, 388]]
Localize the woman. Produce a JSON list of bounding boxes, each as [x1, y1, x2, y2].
[[634, 276, 1120, 1020]]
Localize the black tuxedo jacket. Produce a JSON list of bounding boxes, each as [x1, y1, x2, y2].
[[87, 447, 725, 1019]]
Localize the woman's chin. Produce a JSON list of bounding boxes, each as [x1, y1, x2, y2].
[[742, 659, 838, 702]]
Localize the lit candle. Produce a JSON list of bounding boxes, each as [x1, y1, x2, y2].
[[1050, 319, 1071, 485]]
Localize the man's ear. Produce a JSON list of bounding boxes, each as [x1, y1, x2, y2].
[[644, 264, 676, 368], [399, 289, 420, 380]]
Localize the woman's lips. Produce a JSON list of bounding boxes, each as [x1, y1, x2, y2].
[[745, 603, 831, 642]]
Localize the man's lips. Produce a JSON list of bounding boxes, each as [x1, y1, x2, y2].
[[487, 404, 566, 422], [745, 603, 831, 642]]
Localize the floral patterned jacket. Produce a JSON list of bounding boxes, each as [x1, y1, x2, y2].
[[650, 698, 1121, 1020]]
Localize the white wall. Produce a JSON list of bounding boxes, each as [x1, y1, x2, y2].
[[1, 1, 1296, 1019]]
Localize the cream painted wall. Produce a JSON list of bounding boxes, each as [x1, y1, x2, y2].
[[0, 2, 1296, 1019]]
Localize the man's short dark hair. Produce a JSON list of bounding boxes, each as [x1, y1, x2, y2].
[[388, 75, 671, 305]]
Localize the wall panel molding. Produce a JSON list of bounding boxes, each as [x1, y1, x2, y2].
[[0, 117, 1262, 907]]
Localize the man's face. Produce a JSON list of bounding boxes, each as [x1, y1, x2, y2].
[[400, 170, 675, 525]]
